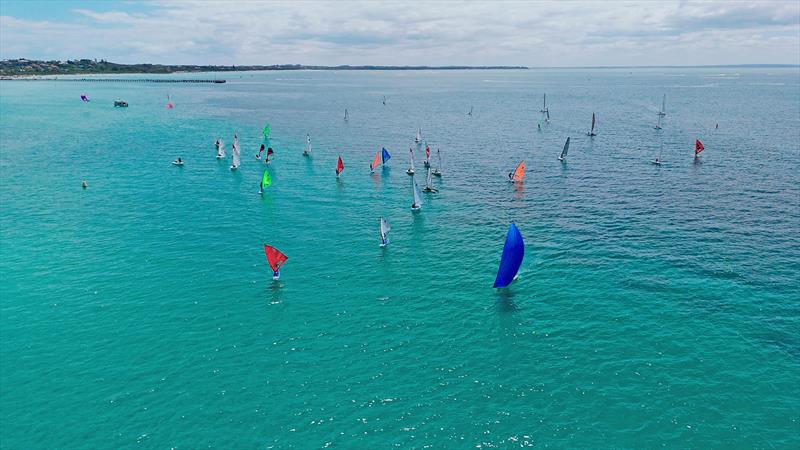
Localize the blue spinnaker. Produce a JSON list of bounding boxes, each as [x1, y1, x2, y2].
[[493, 223, 524, 288], [382, 147, 391, 164]]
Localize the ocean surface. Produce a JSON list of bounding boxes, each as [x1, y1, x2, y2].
[[1, 68, 799, 449]]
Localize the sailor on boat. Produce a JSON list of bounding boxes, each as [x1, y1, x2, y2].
[[173, 157, 184, 166]]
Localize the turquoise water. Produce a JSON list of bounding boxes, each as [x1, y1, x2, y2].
[[1, 68, 799, 449]]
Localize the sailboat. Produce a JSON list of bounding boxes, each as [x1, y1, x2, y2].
[[344, 109, 349, 121], [406, 148, 415, 175], [509, 160, 525, 182], [379, 217, 391, 247], [382, 96, 386, 105], [558, 137, 570, 161], [651, 145, 663, 165], [411, 179, 423, 210], [695, 139, 704, 158], [493, 223, 525, 288], [468, 106, 473, 116], [336, 155, 344, 177], [658, 94, 666, 116], [423, 167, 438, 193], [263, 244, 288, 280], [165, 94, 174, 109], [654, 113, 663, 130], [432, 149, 443, 176], [230, 134, 240, 170], [540, 93, 548, 113], [215, 138, 226, 159], [259, 169, 272, 193], [545, 108, 550, 122], [370, 151, 381, 173], [303, 134, 312, 156], [587, 113, 597, 136], [423, 144, 431, 167], [415, 128, 422, 144], [382, 147, 391, 166]]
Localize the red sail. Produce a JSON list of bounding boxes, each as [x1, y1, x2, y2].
[[370, 151, 381, 170], [336, 155, 344, 175], [695, 139, 704, 155], [264, 245, 288, 272]]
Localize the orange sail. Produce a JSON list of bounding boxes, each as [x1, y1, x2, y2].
[[370, 151, 381, 171], [512, 160, 525, 181]]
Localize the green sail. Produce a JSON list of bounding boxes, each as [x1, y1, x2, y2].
[[263, 123, 270, 137], [261, 170, 271, 188]]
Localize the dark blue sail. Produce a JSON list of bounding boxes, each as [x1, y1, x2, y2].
[[382, 147, 391, 164], [493, 223, 524, 288]]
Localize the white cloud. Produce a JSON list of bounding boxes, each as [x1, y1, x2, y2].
[[1, 1, 798, 66]]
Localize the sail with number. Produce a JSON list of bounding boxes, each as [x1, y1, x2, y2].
[[493, 223, 525, 288]]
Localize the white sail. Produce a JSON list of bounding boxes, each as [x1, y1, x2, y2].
[[409, 148, 415, 171], [541, 93, 547, 112], [560, 137, 570, 159], [413, 180, 423, 207], [655, 113, 663, 129], [426, 166, 433, 188], [218, 139, 225, 157], [304, 134, 312, 155], [659, 94, 666, 116], [231, 135, 241, 167], [380, 217, 390, 239], [415, 128, 422, 142]]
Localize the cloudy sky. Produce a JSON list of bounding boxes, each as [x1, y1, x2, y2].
[[1, 0, 798, 66]]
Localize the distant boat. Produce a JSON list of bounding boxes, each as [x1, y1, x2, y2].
[[415, 128, 422, 143], [379, 217, 391, 247], [545, 108, 550, 122], [263, 244, 288, 280], [587, 113, 597, 136], [509, 160, 525, 182], [370, 151, 381, 173], [423, 167, 438, 193], [654, 112, 663, 130], [558, 137, 570, 161], [166, 94, 174, 109], [336, 155, 344, 177], [382, 147, 391, 165], [230, 134, 240, 170], [540, 93, 548, 113], [259, 169, 271, 193], [658, 94, 666, 116], [651, 145, 663, 166], [263, 123, 271, 140], [695, 139, 704, 158], [493, 223, 525, 288], [432, 149, 443, 176], [114, 100, 128, 107], [411, 179, 423, 210], [407, 148, 415, 175], [344, 109, 349, 121], [468, 106, 473, 116], [80, 94, 89, 102], [303, 134, 312, 156], [216, 138, 226, 159], [382, 96, 386, 105], [423, 144, 431, 167]]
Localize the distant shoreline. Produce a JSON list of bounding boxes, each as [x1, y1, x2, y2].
[[2, 59, 798, 78]]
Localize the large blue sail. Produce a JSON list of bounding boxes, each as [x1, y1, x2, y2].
[[382, 147, 391, 164], [493, 223, 524, 288]]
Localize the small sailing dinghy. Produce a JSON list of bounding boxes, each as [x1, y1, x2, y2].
[[166, 94, 174, 109], [303, 134, 312, 156], [558, 137, 570, 161], [230, 134, 241, 170], [344, 109, 349, 121], [370, 151, 381, 173], [658, 94, 666, 116], [172, 157, 184, 166], [540, 93, 548, 113], [493, 223, 525, 288], [382, 147, 391, 165], [264, 244, 288, 280], [411, 179, 423, 210], [468, 106, 473, 116], [259, 169, 271, 193], [379, 217, 391, 247], [382, 96, 386, 105], [215, 139, 226, 159], [424, 144, 431, 167], [407, 148, 416, 175], [587, 113, 597, 136], [508, 160, 525, 182], [256, 144, 265, 160], [415, 128, 422, 144], [336, 155, 344, 177], [423, 167, 438, 193], [695, 139, 704, 158], [654, 113, 663, 130], [433, 149, 443, 176]]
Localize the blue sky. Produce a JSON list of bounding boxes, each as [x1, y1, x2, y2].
[[1, 0, 798, 66]]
